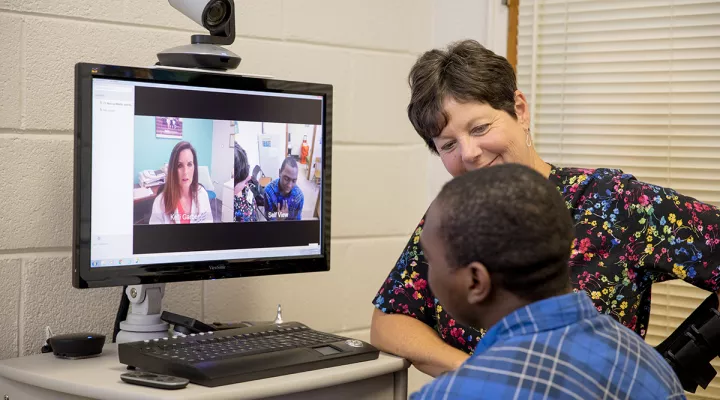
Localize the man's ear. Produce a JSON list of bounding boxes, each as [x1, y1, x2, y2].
[[466, 261, 492, 306]]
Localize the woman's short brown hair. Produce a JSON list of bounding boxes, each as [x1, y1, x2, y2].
[[407, 40, 518, 154]]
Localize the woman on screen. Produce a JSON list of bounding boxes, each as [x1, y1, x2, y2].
[[149, 141, 213, 224], [233, 142, 258, 222]]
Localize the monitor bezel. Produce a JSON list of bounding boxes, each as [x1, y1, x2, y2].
[[73, 62, 333, 289]]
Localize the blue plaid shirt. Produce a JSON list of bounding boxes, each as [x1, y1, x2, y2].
[[264, 179, 304, 221], [411, 292, 686, 400]]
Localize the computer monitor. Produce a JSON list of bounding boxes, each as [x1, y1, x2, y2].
[[72, 63, 332, 339]]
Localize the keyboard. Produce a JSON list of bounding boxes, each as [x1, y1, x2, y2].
[[117, 321, 380, 387]]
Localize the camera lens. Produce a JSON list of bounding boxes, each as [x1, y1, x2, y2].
[[204, 0, 230, 28]]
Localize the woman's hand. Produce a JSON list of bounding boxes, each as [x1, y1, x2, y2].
[[370, 308, 470, 377]]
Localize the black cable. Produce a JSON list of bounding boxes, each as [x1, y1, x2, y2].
[[113, 286, 130, 343]]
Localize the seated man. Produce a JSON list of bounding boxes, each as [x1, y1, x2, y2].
[[412, 164, 685, 399], [264, 157, 304, 221]]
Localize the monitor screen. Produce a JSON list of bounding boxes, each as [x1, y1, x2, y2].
[[73, 63, 332, 288]]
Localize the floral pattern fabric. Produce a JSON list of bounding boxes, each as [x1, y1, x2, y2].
[[373, 165, 720, 355], [234, 186, 257, 222]]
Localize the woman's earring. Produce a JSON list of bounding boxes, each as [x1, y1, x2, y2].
[[525, 128, 532, 147]]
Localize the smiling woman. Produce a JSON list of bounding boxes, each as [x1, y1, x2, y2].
[[405, 40, 547, 179], [369, 39, 720, 379]]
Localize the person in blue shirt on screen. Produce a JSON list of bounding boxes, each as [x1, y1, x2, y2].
[[265, 157, 304, 221], [411, 163, 685, 400]]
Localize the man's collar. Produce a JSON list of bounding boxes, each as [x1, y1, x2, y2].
[[475, 291, 597, 353]]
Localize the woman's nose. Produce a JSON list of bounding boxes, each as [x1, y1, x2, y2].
[[460, 140, 482, 165]]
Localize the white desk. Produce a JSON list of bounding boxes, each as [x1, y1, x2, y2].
[[0, 345, 410, 400]]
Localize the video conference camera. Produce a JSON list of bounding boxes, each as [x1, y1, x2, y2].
[[157, 0, 242, 71], [169, 0, 234, 45]]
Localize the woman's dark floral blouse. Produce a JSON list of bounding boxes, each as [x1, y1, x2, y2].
[[373, 165, 720, 354], [234, 186, 257, 222]]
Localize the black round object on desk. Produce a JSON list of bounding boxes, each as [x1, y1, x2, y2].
[[48, 333, 106, 359]]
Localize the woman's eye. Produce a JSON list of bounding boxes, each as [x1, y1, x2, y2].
[[441, 141, 456, 151], [471, 125, 489, 135]]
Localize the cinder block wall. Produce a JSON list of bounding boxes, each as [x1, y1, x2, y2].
[[0, 0, 431, 358], [0, 0, 503, 395]]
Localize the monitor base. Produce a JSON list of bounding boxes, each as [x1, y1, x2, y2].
[[117, 284, 169, 344]]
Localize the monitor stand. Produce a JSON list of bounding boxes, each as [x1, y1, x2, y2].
[[116, 284, 169, 344]]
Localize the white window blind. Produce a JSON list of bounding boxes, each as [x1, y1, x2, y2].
[[517, 1, 720, 398]]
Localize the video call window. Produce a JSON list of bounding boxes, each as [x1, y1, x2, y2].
[[133, 118, 322, 227], [89, 78, 326, 263]]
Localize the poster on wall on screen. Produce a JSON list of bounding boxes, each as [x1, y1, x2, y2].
[[156, 117, 183, 139]]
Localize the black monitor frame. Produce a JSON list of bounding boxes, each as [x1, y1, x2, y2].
[[73, 62, 333, 289]]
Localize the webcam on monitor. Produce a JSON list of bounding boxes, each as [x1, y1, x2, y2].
[[158, 0, 241, 71]]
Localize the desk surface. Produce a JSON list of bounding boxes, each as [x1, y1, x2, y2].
[[0, 344, 409, 400]]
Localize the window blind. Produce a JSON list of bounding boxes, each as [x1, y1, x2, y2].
[[517, 1, 720, 398]]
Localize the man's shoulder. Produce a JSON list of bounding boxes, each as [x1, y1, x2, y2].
[[265, 180, 280, 193], [413, 349, 553, 399], [291, 185, 304, 200], [586, 315, 684, 395], [536, 313, 666, 366], [460, 318, 682, 399], [591, 315, 673, 366]]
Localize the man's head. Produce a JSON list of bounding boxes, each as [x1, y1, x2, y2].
[[278, 157, 299, 195], [420, 163, 574, 330]]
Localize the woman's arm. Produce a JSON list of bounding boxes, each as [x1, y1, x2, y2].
[[370, 308, 469, 377], [621, 176, 720, 301], [370, 216, 470, 376], [199, 189, 213, 223], [148, 195, 164, 224]]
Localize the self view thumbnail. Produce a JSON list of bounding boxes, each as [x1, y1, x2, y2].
[[133, 117, 322, 225]]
